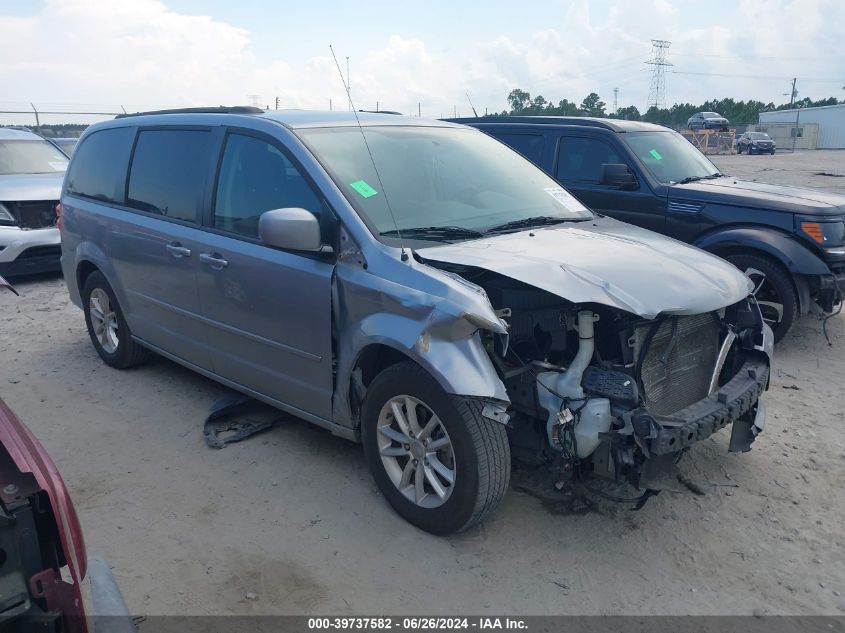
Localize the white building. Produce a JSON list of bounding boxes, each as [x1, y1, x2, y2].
[[758, 103, 845, 149]]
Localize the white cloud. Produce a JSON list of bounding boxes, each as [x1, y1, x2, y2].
[[0, 0, 842, 125]]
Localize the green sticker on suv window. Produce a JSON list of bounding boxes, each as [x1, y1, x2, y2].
[[649, 149, 663, 160], [350, 179, 378, 198]]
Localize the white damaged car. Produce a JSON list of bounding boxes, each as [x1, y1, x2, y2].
[[0, 128, 67, 276]]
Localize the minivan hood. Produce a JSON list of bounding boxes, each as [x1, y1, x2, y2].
[[418, 217, 752, 320], [670, 177, 845, 217], [0, 173, 64, 202]]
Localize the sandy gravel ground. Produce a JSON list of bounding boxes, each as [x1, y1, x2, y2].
[[0, 151, 843, 616]]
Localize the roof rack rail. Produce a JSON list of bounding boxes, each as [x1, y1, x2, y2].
[[115, 106, 265, 119], [358, 110, 402, 115]]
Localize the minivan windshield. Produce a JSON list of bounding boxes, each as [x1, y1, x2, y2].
[[625, 131, 721, 184], [298, 126, 593, 240], [0, 140, 69, 175]]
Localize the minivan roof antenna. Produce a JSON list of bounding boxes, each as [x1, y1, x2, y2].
[[465, 92, 478, 117], [329, 45, 408, 262]]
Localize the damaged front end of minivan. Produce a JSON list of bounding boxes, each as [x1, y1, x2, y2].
[[401, 219, 773, 492]]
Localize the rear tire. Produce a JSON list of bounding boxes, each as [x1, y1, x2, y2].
[[361, 362, 510, 535], [725, 253, 798, 343], [82, 271, 151, 368]]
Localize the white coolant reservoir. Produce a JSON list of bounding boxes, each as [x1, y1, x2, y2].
[[572, 398, 612, 458], [536, 310, 613, 459]]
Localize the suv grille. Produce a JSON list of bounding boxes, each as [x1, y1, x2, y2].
[[638, 313, 721, 416], [3, 201, 58, 229]]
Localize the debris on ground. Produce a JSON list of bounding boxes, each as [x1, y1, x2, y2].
[[203, 393, 288, 449]]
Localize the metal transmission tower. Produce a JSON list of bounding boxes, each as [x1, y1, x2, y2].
[[645, 40, 672, 110]]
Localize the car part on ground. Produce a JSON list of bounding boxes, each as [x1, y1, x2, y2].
[[61, 109, 772, 533], [0, 128, 65, 277], [454, 115, 845, 341], [203, 394, 286, 449]]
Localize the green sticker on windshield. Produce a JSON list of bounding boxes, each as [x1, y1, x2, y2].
[[350, 179, 378, 198], [649, 149, 663, 161]]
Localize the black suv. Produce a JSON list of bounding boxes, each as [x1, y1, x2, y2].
[[452, 116, 845, 341]]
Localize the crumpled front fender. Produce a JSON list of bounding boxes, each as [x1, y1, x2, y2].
[[331, 263, 509, 430]]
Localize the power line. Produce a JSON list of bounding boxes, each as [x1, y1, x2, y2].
[[645, 39, 672, 109], [671, 70, 844, 83], [672, 52, 841, 62]]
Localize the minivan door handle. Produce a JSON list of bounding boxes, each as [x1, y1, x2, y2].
[[166, 242, 192, 258], [199, 252, 229, 270]]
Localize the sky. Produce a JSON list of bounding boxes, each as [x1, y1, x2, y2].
[[1, 0, 843, 125]]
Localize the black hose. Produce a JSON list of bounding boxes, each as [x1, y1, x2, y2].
[[822, 292, 842, 346]]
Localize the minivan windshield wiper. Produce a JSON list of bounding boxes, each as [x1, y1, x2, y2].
[[379, 225, 486, 241], [676, 173, 724, 185], [485, 215, 575, 234]]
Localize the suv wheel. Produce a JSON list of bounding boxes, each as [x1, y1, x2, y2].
[[726, 254, 798, 343], [361, 362, 510, 535], [83, 271, 150, 368]]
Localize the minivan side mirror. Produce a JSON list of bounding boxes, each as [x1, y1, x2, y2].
[[600, 163, 637, 189], [259, 208, 322, 252]]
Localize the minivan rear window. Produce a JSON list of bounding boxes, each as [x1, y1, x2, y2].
[[127, 129, 211, 223], [66, 127, 134, 204]]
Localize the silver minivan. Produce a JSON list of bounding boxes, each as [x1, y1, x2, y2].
[[61, 108, 772, 534]]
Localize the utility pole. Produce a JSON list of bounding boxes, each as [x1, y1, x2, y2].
[[645, 40, 672, 110], [30, 103, 40, 127], [418, 102, 421, 117], [792, 105, 801, 153], [329, 99, 332, 111], [274, 96, 280, 110], [247, 94, 260, 108], [789, 77, 797, 107], [613, 87, 619, 114]]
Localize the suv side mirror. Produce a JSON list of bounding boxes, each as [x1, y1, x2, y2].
[[259, 208, 322, 252], [600, 163, 637, 189]]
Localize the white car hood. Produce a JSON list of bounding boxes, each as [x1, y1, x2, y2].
[[0, 173, 64, 202], [418, 217, 753, 319]]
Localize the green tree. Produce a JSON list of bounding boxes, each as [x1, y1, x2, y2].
[[613, 105, 641, 120], [580, 92, 606, 116], [507, 89, 532, 114]]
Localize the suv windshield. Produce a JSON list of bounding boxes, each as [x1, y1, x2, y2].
[[298, 126, 593, 239], [0, 140, 69, 175], [625, 131, 720, 184]]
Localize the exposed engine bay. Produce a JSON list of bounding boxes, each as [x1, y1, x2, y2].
[[432, 264, 771, 490]]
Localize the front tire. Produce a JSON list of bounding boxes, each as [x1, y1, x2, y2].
[[726, 254, 798, 343], [83, 271, 151, 368], [361, 362, 510, 535]]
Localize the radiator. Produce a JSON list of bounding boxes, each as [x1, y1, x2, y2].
[[638, 313, 721, 416]]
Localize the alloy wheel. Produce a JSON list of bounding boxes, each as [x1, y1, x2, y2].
[[376, 395, 456, 508], [89, 288, 119, 354]]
